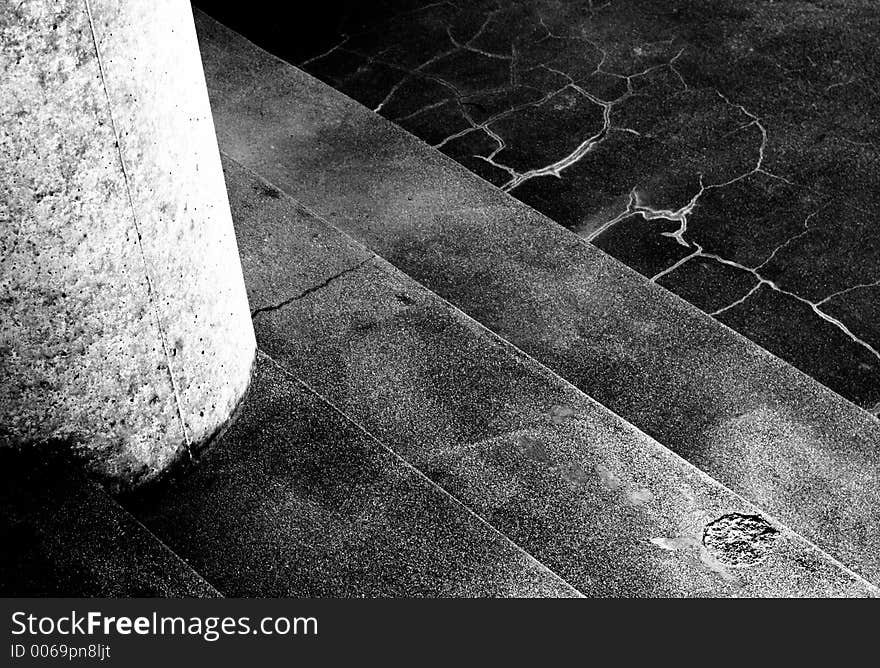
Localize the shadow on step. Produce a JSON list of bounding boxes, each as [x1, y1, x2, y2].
[[123, 353, 578, 598], [0, 447, 217, 597]]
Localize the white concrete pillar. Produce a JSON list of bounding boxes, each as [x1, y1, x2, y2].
[[1, 0, 256, 488]]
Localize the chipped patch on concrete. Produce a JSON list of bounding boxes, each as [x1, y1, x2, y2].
[[703, 513, 780, 567]]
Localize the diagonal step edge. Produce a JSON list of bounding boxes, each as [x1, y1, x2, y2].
[[259, 350, 585, 597], [223, 151, 878, 595]]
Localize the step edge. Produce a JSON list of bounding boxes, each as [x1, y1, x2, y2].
[[94, 479, 225, 598], [258, 350, 586, 598], [224, 151, 879, 594]]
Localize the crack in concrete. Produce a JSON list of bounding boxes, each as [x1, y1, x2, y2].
[[299, 0, 880, 402], [308, 2, 690, 191], [582, 84, 879, 363], [301, 35, 350, 67], [446, 7, 510, 61], [373, 47, 458, 114], [699, 251, 880, 364], [615, 192, 880, 364], [817, 280, 880, 306], [250, 259, 372, 319]]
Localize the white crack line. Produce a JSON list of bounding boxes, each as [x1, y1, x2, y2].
[[496, 48, 690, 192], [817, 280, 880, 306], [711, 282, 764, 317], [301, 5, 880, 366], [597, 188, 880, 362], [427, 11, 691, 187], [699, 253, 880, 363], [651, 245, 703, 282], [301, 35, 350, 67], [446, 7, 512, 61], [590, 88, 798, 257], [348, 5, 693, 195], [373, 48, 458, 113]]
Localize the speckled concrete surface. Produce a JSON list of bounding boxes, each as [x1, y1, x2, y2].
[[0, 447, 218, 597], [1, 2, 254, 486], [198, 15, 880, 587], [126, 352, 579, 598], [216, 157, 876, 597]]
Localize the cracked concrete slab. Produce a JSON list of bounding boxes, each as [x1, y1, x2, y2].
[[195, 13, 880, 586], [197, 0, 880, 411], [214, 154, 877, 597]]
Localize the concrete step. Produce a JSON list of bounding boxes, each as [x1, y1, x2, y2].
[[194, 12, 880, 587], [0, 448, 218, 597], [124, 350, 579, 598], [185, 153, 874, 597]]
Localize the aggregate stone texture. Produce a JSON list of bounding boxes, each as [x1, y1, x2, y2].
[[199, 0, 880, 415], [1, 1, 255, 487], [0, 447, 218, 597], [197, 15, 880, 588], [127, 352, 580, 598], [215, 156, 877, 597]]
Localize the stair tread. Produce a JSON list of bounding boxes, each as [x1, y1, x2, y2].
[[0, 448, 218, 598], [195, 12, 880, 587], [125, 352, 579, 598], [209, 156, 874, 597]]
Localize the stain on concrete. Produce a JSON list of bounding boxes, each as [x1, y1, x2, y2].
[[549, 405, 577, 424], [517, 434, 554, 465], [595, 464, 623, 491], [627, 487, 654, 506]]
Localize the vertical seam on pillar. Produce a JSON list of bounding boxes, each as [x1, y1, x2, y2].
[[83, 0, 194, 460]]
